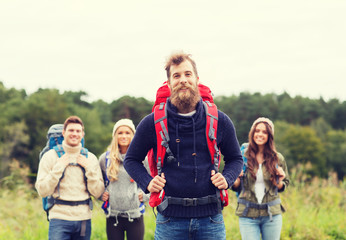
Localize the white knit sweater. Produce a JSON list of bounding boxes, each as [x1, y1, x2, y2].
[[35, 141, 105, 221]]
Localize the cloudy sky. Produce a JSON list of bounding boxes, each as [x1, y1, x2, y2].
[[1, 0, 345, 103]]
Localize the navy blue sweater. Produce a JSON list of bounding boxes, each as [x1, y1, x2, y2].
[[124, 99, 243, 218]]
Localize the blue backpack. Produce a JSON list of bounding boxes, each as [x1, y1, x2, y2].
[[39, 124, 91, 221], [237, 143, 248, 197]]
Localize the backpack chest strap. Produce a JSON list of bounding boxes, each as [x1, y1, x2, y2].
[[237, 198, 281, 221], [48, 197, 93, 210]]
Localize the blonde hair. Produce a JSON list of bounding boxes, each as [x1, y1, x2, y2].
[[106, 127, 134, 181]]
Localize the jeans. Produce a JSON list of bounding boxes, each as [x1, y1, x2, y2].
[[155, 212, 226, 240], [48, 219, 91, 240], [239, 214, 282, 240]]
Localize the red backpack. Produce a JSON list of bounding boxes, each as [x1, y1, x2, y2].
[[147, 82, 229, 208]]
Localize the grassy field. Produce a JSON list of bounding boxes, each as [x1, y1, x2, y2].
[[0, 164, 345, 239]]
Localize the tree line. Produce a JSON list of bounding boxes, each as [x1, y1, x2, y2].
[[0, 81, 345, 181]]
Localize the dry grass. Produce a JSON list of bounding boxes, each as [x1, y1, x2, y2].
[[0, 162, 345, 240]]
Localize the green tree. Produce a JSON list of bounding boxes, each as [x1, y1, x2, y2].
[[0, 121, 29, 178], [325, 130, 346, 180], [22, 89, 69, 172], [91, 99, 112, 125], [330, 101, 346, 130], [0, 82, 28, 178], [271, 120, 292, 162], [110, 96, 152, 126], [281, 124, 326, 177], [71, 107, 111, 156], [310, 117, 332, 143]]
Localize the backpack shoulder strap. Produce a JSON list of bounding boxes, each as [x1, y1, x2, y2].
[[237, 142, 249, 198], [203, 101, 219, 170], [53, 145, 89, 192], [80, 147, 88, 157], [53, 145, 65, 158], [203, 101, 230, 208], [153, 101, 169, 175], [104, 151, 110, 185], [240, 143, 249, 173]]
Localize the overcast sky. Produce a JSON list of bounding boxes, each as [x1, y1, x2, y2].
[[1, 0, 345, 103]]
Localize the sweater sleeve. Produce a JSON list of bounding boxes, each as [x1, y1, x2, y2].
[[97, 152, 108, 201], [139, 156, 151, 202], [35, 149, 66, 198], [84, 152, 105, 199], [98, 152, 107, 185], [277, 152, 290, 192], [217, 111, 243, 188], [124, 114, 156, 194]]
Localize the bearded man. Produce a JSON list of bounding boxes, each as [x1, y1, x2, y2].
[[124, 52, 243, 240]]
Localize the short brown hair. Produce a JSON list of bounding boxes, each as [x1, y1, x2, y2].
[[63, 116, 84, 130], [164, 52, 198, 79]]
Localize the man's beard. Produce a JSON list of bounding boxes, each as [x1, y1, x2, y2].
[[170, 82, 200, 112]]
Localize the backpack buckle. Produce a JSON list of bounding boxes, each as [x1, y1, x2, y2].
[[183, 198, 197, 206]]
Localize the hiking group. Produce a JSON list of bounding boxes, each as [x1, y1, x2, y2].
[[35, 51, 289, 240]]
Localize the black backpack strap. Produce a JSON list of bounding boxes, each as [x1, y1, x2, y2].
[[238, 198, 281, 221], [51, 146, 91, 208], [48, 197, 93, 209], [157, 195, 219, 212]]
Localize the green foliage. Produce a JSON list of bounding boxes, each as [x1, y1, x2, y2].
[[22, 89, 69, 172], [91, 99, 113, 125], [0, 122, 30, 178], [62, 91, 92, 109], [279, 124, 326, 177], [110, 95, 153, 126], [325, 130, 346, 180], [74, 107, 111, 155], [330, 101, 346, 130], [311, 117, 333, 143], [0, 81, 345, 180]]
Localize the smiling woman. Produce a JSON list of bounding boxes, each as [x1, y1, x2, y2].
[[231, 117, 289, 240], [98, 119, 150, 240]]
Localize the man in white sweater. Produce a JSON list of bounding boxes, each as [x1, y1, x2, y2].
[[36, 116, 104, 240]]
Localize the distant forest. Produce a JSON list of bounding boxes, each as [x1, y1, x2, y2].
[[1, 81, 345, 181]]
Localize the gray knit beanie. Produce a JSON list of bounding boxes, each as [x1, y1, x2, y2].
[[250, 117, 274, 134], [112, 119, 136, 136]]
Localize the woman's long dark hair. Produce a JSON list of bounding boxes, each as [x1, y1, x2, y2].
[[245, 121, 280, 186]]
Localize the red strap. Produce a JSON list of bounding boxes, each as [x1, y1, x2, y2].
[[153, 102, 168, 172], [204, 101, 219, 166], [154, 101, 219, 169]]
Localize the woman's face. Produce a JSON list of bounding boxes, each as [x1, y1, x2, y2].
[[253, 123, 269, 147], [116, 126, 133, 149]]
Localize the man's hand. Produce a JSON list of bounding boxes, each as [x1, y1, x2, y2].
[[58, 154, 70, 168], [211, 170, 228, 190], [147, 173, 166, 193], [76, 154, 89, 168], [101, 191, 109, 201]]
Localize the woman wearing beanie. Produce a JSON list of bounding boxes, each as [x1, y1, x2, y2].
[[99, 119, 149, 240], [232, 117, 289, 240]]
